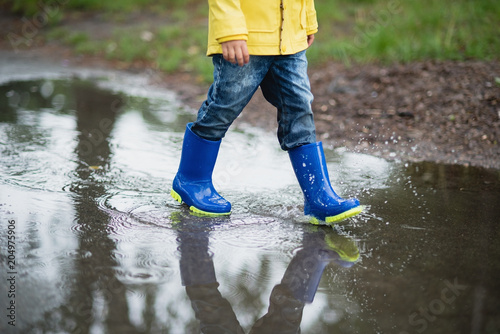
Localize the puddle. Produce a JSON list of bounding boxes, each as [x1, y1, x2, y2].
[[0, 59, 499, 333]]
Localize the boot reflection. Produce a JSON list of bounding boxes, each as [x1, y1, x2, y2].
[[250, 226, 359, 334], [173, 212, 245, 334]]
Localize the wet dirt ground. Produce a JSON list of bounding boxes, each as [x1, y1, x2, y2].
[[0, 53, 499, 333]]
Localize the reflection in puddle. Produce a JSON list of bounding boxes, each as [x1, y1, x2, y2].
[[175, 211, 358, 333], [0, 75, 499, 333]]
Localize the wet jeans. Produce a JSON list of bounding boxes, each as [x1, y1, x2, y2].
[[191, 50, 317, 151]]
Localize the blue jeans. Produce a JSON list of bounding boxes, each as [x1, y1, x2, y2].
[[191, 50, 316, 151]]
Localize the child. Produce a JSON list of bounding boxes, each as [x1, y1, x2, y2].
[[171, 0, 362, 223]]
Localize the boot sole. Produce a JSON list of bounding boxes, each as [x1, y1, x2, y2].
[[309, 206, 363, 225], [170, 189, 231, 217]]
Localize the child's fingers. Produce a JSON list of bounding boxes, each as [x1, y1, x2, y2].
[[221, 40, 249, 66], [222, 44, 236, 64], [241, 45, 250, 65], [235, 45, 250, 66], [235, 48, 243, 66]]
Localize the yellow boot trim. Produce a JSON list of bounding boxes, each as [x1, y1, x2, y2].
[[325, 206, 363, 224], [309, 217, 322, 225], [189, 206, 231, 217], [171, 189, 182, 203], [324, 234, 360, 262], [171, 189, 231, 217]]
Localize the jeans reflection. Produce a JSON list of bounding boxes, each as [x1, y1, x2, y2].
[[174, 213, 359, 334], [174, 212, 245, 334]]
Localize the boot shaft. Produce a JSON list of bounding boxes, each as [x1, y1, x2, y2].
[[172, 122, 231, 215], [177, 122, 222, 181], [288, 142, 338, 201]]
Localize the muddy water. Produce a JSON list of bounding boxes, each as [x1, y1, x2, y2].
[[0, 64, 499, 334]]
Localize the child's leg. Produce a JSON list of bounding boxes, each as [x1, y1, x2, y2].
[[260, 51, 362, 223], [172, 55, 273, 215], [259, 50, 316, 151], [192, 55, 273, 141]]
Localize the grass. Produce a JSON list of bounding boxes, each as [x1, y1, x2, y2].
[[5, 0, 499, 82], [2, 0, 184, 15], [308, 0, 500, 65]]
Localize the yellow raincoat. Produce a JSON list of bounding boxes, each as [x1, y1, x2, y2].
[[207, 0, 318, 56]]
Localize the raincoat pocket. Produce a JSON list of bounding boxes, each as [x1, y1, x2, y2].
[[241, 1, 280, 33]]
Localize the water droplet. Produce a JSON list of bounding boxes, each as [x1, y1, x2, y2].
[[41, 81, 54, 98]]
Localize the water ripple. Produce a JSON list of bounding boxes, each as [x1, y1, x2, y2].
[[113, 267, 172, 285]]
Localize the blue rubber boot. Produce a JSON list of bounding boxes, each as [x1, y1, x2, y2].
[[171, 123, 231, 216], [288, 142, 362, 224]]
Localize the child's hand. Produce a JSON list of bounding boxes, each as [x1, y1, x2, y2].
[[307, 34, 315, 47], [221, 40, 250, 66]]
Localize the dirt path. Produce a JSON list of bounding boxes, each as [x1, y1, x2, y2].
[[311, 60, 500, 170]]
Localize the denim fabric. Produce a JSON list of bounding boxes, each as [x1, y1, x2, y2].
[[191, 50, 316, 150]]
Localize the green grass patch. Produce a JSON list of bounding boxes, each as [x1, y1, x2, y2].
[[1, 0, 189, 15], [309, 0, 500, 65], [99, 21, 212, 81]]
